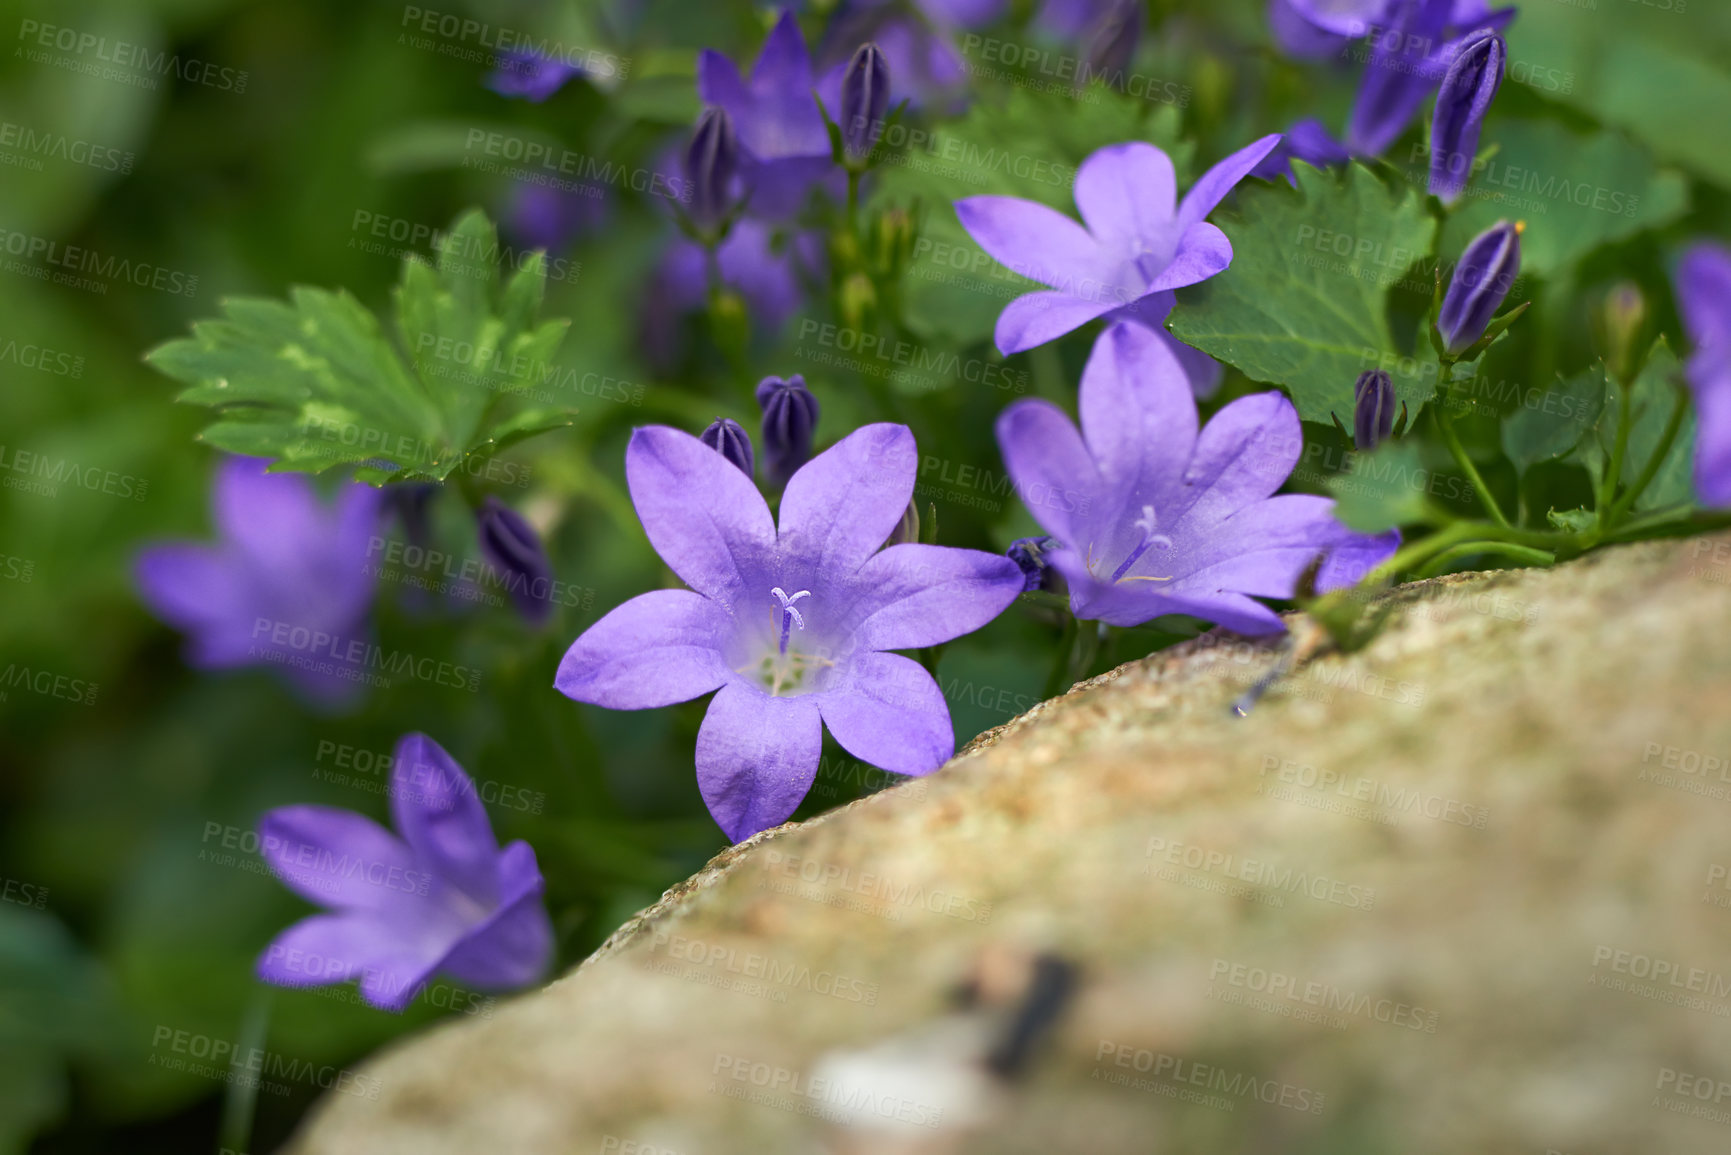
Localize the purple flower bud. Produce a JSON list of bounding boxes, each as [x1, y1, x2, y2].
[[1007, 536, 1058, 594], [486, 52, 581, 103], [700, 417, 755, 478], [1353, 370, 1396, 451], [1437, 219, 1522, 356], [1428, 29, 1505, 204], [1083, 0, 1142, 84], [476, 497, 555, 625], [685, 108, 739, 231], [756, 375, 821, 487], [841, 43, 890, 160]]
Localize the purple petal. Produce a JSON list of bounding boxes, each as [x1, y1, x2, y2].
[[133, 544, 247, 646], [995, 399, 1103, 544], [257, 806, 420, 912], [1678, 244, 1731, 353], [1180, 494, 1397, 596], [1078, 321, 1198, 498], [1072, 143, 1177, 251], [1691, 351, 1731, 508], [626, 426, 777, 605], [1171, 391, 1304, 526], [1144, 223, 1234, 293], [697, 49, 753, 111], [390, 734, 500, 906], [1175, 135, 1282, 234], [1054, 551, 1289, 634], [696, 682, 823, 841], [818, 652, 954, 775], [1268, 0, 1355, 56], [213, 457, 323, 572], [555, 589, 733, 708], [256, 913, 442, 1010], [954, 196, 1113, 296], [436, 841, 554, 991], [846, 544, 1024, 651], [777, 424, 917, 578], [922, 0, 1007, 28], [995, 290, 1124, 356]]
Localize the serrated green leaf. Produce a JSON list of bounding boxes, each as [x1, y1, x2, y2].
[[1501, 363, 1606, 475], [146, 210, 572, 483], [1431, 118, 1688, 279], [1328, 441, 1430, 533], [1169, 162, 1438, 425]]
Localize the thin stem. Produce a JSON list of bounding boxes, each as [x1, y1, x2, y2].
[[1607, 387, 1689, 527], [1599, 370, 1635, 524], [845, 170, 860, 233], [218, 988, 273, 1155], [1041, 613, 1079, 700], [1433, 409, 1509, 527], [1413, 541, 1556, 580]]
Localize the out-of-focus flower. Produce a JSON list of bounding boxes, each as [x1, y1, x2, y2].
[[1344, 0, 1513, 156], [486, 51, 583, 102], [757, 374, 822, 488], [1007, 535, 1059, 593], [256, 733, 553, 1011], [477, 498, 556, 625], [1352, 369, 1397, 451], [1249, 118, 1353, 185], [841, 43, 891, 160], [1437, 219, 1521, 356], [685, 108, 741, 231], [133, 456, 382, 707], [502, 182, 610, 254], [555, 425, 1023, 840], [995, 323, 1399, 633], [1674, 244, 1731, 507]]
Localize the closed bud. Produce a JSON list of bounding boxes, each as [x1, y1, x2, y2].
[[1352, 370, 1397, 451], [1428, 30, 1505, 204], [841, 43, 890, 161], [756, 375, 821, 488], [1007, 536, 1059, 594], [875, 207, 915, 275], [884, 499, 920, 548], [839, 271, 877, 332], [685, 108, 739, 231], [1437, 220, 1522, 357], [700, 417, 755, 478], [476, 497, 555, 625], [1083, 0, 1142, 86], [1599, 281, 1648, 385]]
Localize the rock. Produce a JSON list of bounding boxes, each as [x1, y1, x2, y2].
[[289, 534, 1731, 1154]]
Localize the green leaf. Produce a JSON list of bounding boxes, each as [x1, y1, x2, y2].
[[1328, 441, 1430, 533], [1500, 362, 1607, 476], [871, 89, 1191, 347], [1168, 162, 1438, 425], [1505, 1, 1731, 188], [146, 210, 575, 483], [1546, 507, 1595, 533], [1431, 118, 1688, 279]]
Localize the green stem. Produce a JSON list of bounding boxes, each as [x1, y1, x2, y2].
[[219, 988, 273, 1155], [845, 169, 860, 234], [1599, 370, 1636, 525], [1433, 409, 1509, 527], [1041, 613, 1079, 700], [1607, 387, 1688, 527], [1412, 541, 1555, 580]]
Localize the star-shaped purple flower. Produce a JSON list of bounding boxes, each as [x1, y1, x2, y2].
[[699, 10, 844, 220], [954, 136, 1281, 389], [133, 456, 382, 707], [996, 323, 1399, 634], [1675, 243, 1731, 508], [256, 733, 554, 1012], [555, 423, 1024, 841]]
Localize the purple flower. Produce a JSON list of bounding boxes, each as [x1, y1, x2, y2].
[[1437, 219, 1521, 356], [1428, 28, 1504, 203], [954, 135, 1280, 390], [818, 3, 973, 114], [698, 10, 844, 220], [486, 51, 582, 102], [996, 323, 1399, 634], [554, 424, 1024, 840], [502, 182, 609, 253], [1345, 0, 1513, 156], [757, 374, 822, 487], [1007, 535, 1059, 593], [133, 456, 382, 707], [686, 108, 741, 231], [1038, 0, 1115, 41], [1249, 118, 1353, 185], [702, 417, 757, 478], [256, 733, 554, 1012], [1674, 243, 1731, 508], [1353, 369, 1397, 450], [841, 43, 891, 160]]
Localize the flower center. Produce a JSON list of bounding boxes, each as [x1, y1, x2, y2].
[[770, 586, 809, 655], [1107, 504, 1174, 583], [738, 587, 834, 697]]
